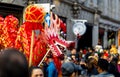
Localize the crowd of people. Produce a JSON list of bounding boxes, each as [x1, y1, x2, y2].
[[0, 44, 120, 77]]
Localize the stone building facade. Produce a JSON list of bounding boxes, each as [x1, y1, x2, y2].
[[50, 0, 120, 49], [49, 0, 120, 49], [0, 0, 120, 49]]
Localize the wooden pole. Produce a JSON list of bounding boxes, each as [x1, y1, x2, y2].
[[29, 30, 34, 67], [38, 48, 51, 67]]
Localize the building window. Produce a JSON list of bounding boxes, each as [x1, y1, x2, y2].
[[108, 31, 116, 48]]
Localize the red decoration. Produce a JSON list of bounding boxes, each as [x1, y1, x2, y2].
[[1, 15, 18, 48], [0, 7, 68, 68], [15, 4, 47, 66], [15, 22, 47, 66], [0, 16, 4, 49], [44, 12, 68, 56], [24, 4, 46, 23]]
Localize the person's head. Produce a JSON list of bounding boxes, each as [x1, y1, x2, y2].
[[0, 48, 28, 77], [88, 47, 91, 51], [45, 52, 53, 64], [71, 48, 76, 54], [61, 62, 76, 77], [71, 54, 76, 60], [29, 66, 44, 77], [86, 57, 98, 72], [97, 59, 109, 73]]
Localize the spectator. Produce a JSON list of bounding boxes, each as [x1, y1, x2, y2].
[[117, 54, 120, 73], [45, 53, 58, 77], [91, 59, 114, 77], [29, 66, 44, 77], [42, 62, 48, 77], [86, 57, 98, 76], [85, 48, 94, 61], [95, 42, 103, 53], [108, 56, 120, 77], [0, 48, 28, 77], [68, 48, 80, 64], [61, 62, 76, 77]]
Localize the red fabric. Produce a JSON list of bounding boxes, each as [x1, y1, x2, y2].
[[53, 56, 62, 75]]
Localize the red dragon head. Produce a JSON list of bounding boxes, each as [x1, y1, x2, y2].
[[44, 12, 68, 56]]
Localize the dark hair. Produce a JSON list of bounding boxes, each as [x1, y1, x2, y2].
[[87, 58, 97, 71], [97, 59, 109, 71], [0, 48, 28, 77], [46, 52, 53, 58], [29, 66, 42, 77], [86, 57, 98, 75]]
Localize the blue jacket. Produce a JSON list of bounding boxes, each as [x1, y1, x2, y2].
[[46, 61, 58, 77]]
